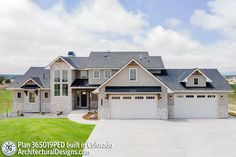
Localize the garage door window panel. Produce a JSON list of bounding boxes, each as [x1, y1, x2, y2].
[[186, 95, 194, 98], [197, 95, 205, 98], [123, 96, 131, 100], [135, 96, 143, 99]]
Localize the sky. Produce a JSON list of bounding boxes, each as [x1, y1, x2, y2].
[[0, 0, 235, 75]]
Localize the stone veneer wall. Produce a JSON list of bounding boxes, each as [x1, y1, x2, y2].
[[168, 93, 175, 119], [13, 90, 40, 113], [50, 61, 73, 114], [218, 93, 228, 118]]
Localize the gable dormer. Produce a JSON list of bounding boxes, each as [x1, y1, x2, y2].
[[179, 68, 212, 87]]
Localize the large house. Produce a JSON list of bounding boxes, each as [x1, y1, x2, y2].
[[8, 51, 232, 119]]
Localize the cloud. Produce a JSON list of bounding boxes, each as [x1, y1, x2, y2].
[[191, 0, 236, 39], [165, 18, 182, 28], [0, 0, 235, 74]]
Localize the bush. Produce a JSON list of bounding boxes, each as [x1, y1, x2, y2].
[[0, 76, 5, 84], [4, 79, 11, 83]]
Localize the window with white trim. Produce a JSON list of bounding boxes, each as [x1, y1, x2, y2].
[[93, 70, 100, 79], [62, 70, 68, 82], [104, 70, 111, 79], [80, 70, 88, 79], [194, 78, 199, 85], [129, 68, 137, 81], [29, 92, 35, 103], [54, 70, 60, 82], [54, 84, 60, 96], [62, 84, 68, 96]]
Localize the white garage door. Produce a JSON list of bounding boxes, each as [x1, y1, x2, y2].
[[174, 94, 218, 118], [109, 95, 158, 119]]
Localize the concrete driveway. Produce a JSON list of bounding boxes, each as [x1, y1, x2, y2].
[[84, 118, 236, 157]]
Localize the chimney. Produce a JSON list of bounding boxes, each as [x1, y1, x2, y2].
[[68, 51, 76, 57]]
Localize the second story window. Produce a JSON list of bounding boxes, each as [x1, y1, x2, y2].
[[62, 70, 68, 82], [80, 70, 88, 79], [104, 70, 111, 79], [129, 68, 137, 81], [93, 70, 100, 79], [194, 78, 199, 85], [54, 70, 60, 82]]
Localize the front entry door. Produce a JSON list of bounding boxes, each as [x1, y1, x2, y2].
[[81, 91, 87, 108]]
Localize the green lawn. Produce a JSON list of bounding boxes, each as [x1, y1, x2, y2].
[[0, 118, 95, 157], [0, 88, 12, 114]]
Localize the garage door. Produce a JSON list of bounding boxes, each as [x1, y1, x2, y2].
[[174, 94, 218, 118], [109, 95, 158, 119]]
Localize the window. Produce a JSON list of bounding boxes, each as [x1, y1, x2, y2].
[[29, 93, 35, 103], [93, 70, 100, 79], [135, 96, 143, 99], [197, 95, 205, 98], [62, 70, 68, 82], [62, 84, 68, 96], [44, 92, 49, 98], [194, 78, 199, 85], [208, 95, 216, 98], [104, 70, 111, 79], [129, 68, 137, 81], [80, 71, 88, 79], [54, 70, 60, 82], [54, 84, 60, 96], [146, 96, 155, 99], [17, 92, 21, 98], [186, 95, 194, 98], [176, 95, 184, 98], [112, 96, 120, 99], [123, 96, 131, 99]]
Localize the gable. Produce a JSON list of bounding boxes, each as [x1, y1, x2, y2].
[[19, 78, 43, 88], [181, 69, 212, 83], [106, 61, 160, 86], [93, 59, 172, 94], [45, 56, 76, 69]]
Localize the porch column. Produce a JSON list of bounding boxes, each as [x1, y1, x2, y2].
[[88, 91, 91, 110]]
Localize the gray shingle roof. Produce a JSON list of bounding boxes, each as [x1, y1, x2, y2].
[[61, 57, 89, 69], [8, 67, 50, 88], [155, 69, 232, 91], [65, 52, 163, 69]]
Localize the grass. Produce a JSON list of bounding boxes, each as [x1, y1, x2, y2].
[[0, 88, 12, 114], [0, 118, 95, 157]]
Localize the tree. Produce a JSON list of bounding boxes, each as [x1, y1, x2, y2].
[[0, 76, 5, 84], [4, 79, 11, 84]]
